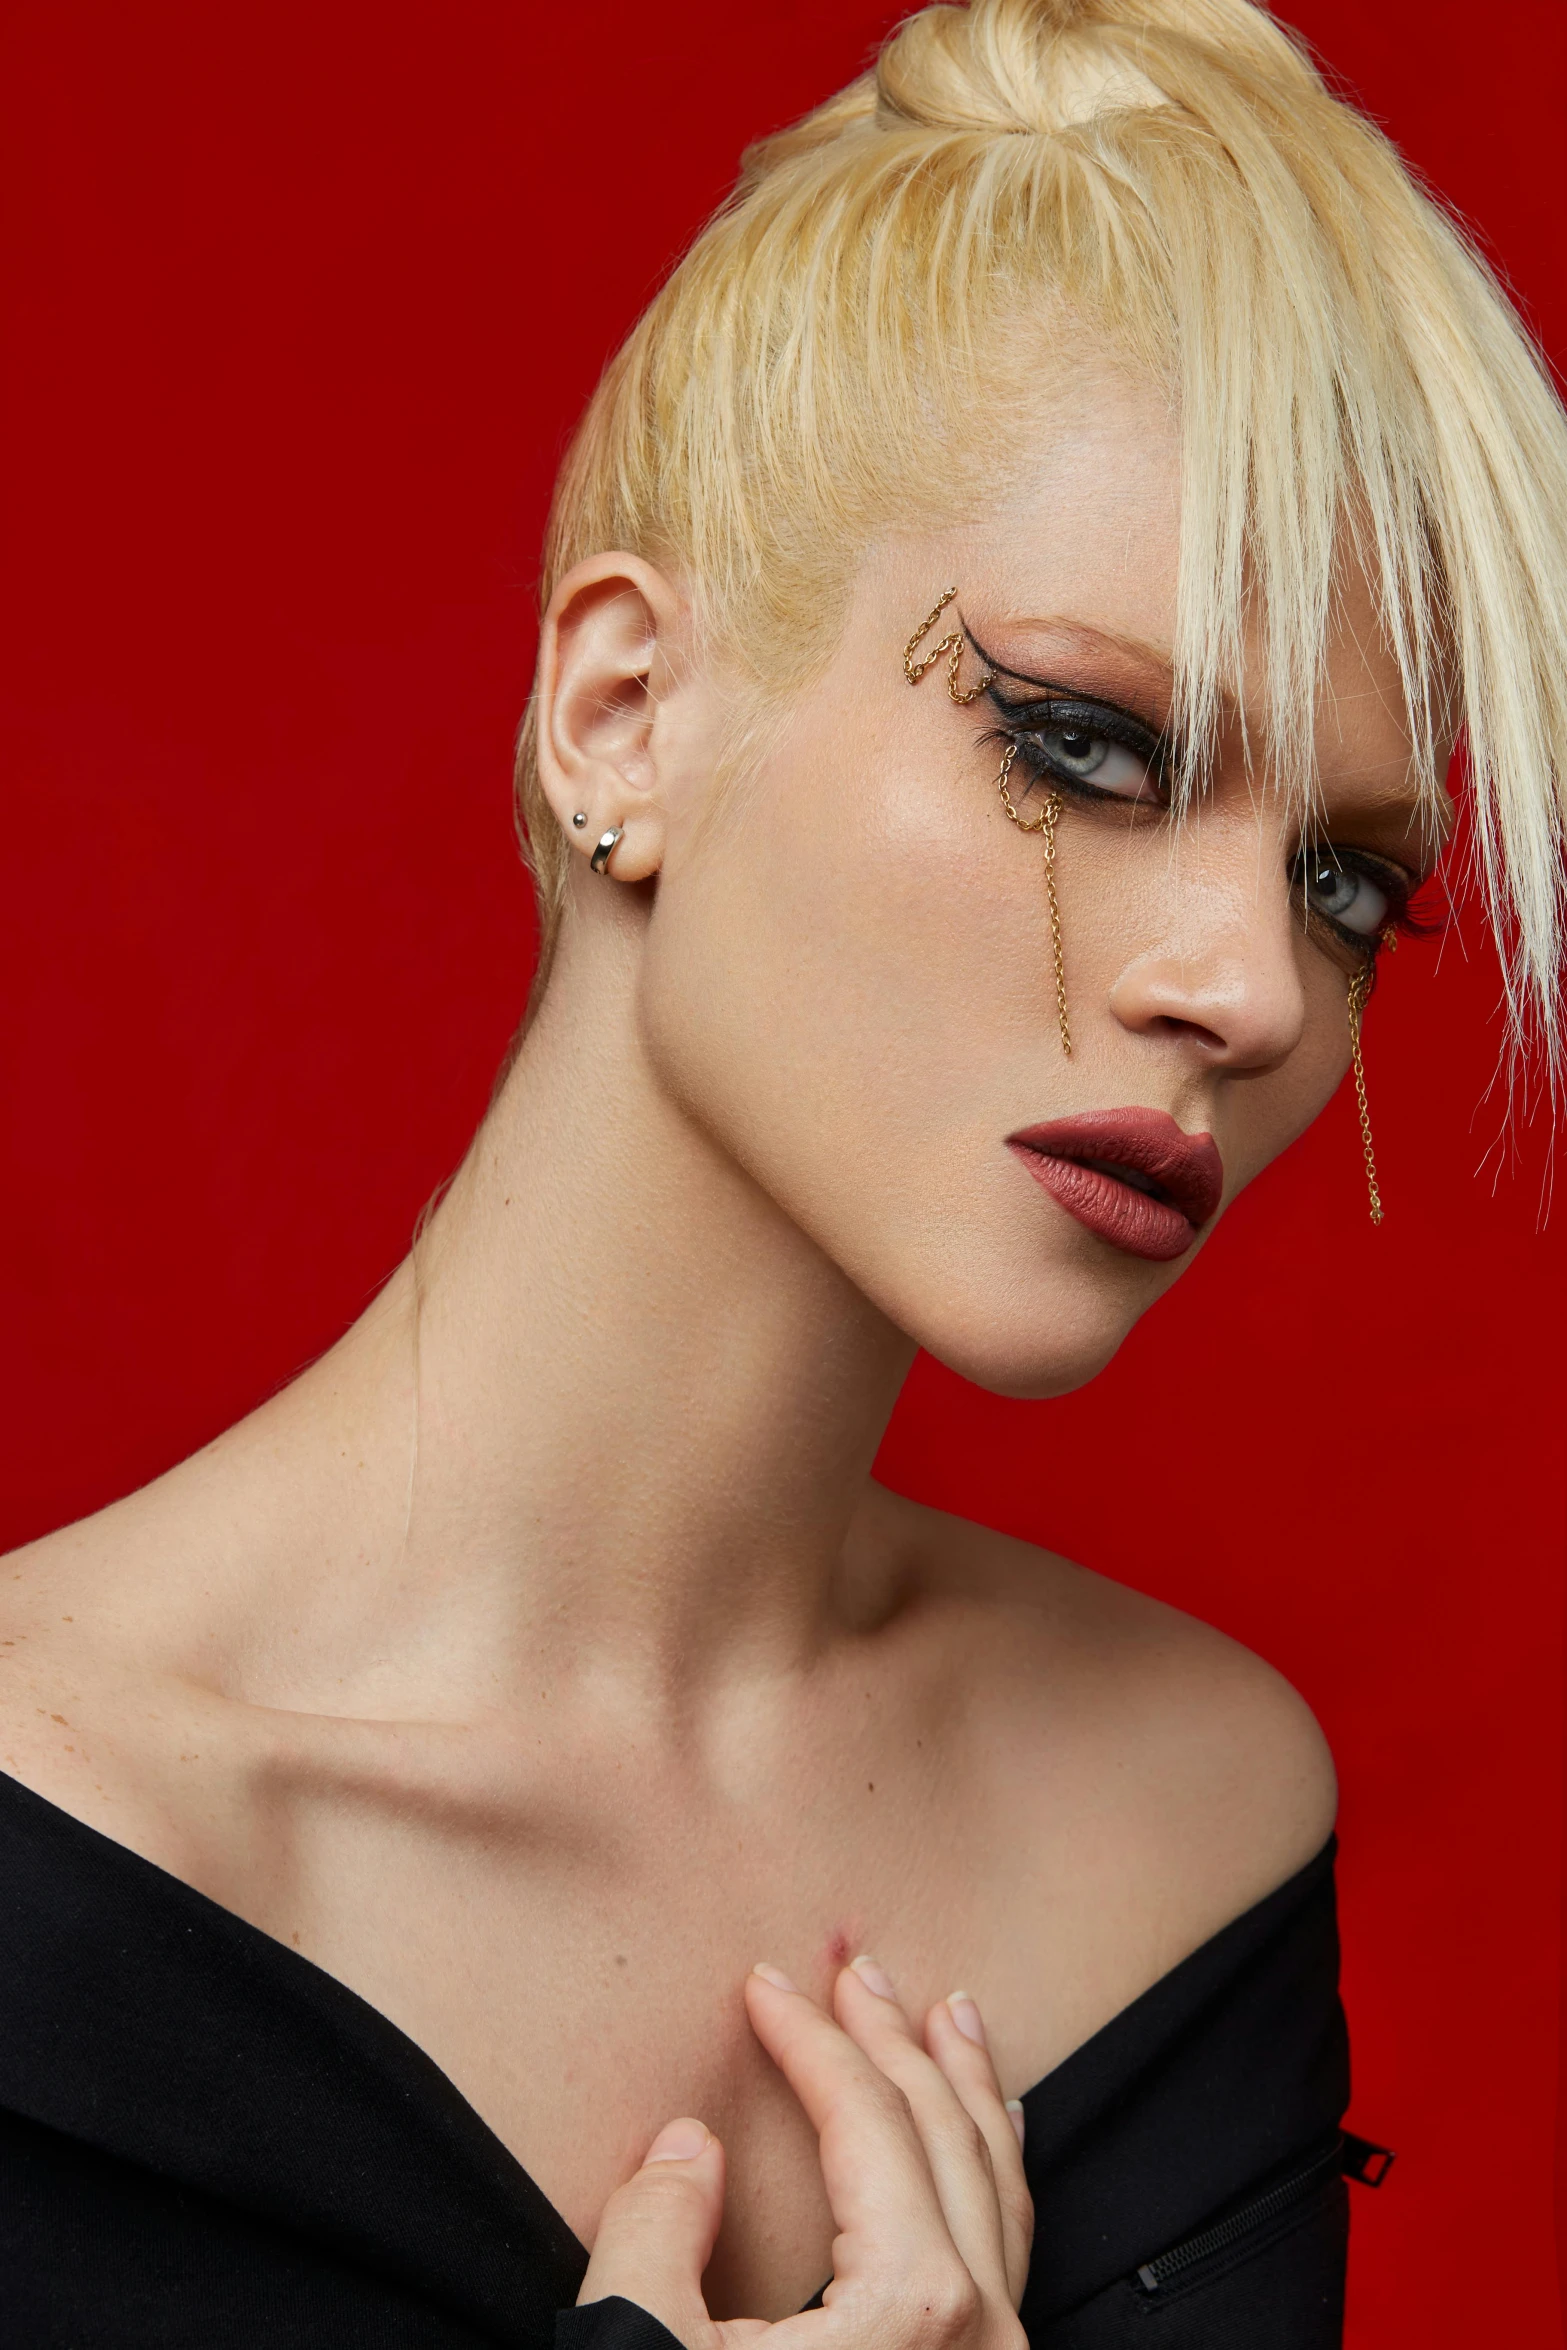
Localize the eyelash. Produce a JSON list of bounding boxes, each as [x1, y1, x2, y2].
[[1298, 851, 1443, 958], [978, 682, 1438, 961], [978, 685, 1170, 809]]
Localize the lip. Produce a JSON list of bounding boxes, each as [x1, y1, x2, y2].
[[1007, 1108, 1225, 1263]]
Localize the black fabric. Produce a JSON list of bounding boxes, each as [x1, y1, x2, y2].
[[0, 1770, 1350, 2347], [1040, 2168, 1348, 2348], [1017, 1837, 1349, 2330], [557, 2300, 687, 2350]]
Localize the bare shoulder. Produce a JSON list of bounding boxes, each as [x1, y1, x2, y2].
[[873, 1484, 1336, 1946], [0, 1494, 250, 1886]]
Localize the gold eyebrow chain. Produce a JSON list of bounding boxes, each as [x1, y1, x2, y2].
[[904, 585, 1072, 1056], [902, 584, 995, 701]]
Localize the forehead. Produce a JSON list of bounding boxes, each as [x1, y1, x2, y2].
[[929, 363, 1452, 845]]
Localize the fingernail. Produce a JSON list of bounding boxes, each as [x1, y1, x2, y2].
[[1006, 2099, 1026, 2149], [947, 1991, 987, 2047], [751, 1962, 798, 1992], [850, 1953, 897, 2000], [646, 2117, 710, 2163]]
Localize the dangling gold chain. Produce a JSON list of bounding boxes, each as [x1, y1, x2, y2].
[[1346, 961, 1382, 1225], [907, 592, 1067, 1056], [1040, 790, 1071, 1058], [996, 739, 1071, 1056]]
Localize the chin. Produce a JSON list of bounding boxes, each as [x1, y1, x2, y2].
[[908, 1274, 1149, 1403]]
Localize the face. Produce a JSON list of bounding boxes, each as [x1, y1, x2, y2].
[[556, 371, 1448, 1397]]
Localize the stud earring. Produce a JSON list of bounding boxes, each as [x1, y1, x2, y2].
[[1346, 936, 1395, 1224], [572, 811, 588, 829], [589, 826, 623, 875], [996, 741, 1072, 1057], [902, 585, 996, 705]]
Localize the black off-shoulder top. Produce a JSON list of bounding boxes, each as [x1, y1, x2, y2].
[[0, 1769, 1367, 2347]]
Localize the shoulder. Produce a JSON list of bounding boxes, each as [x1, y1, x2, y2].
[[0, 1505, 256, 1888], [877, 1485, 1337, 1934]]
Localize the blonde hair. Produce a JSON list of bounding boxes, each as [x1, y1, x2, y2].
[[517, 0, 1567, 1056]]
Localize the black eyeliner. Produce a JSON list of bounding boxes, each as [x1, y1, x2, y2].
[[1291, 843, 1437, 956], [962, 620, 1436, 955], [962, 621, 1175, 756], [974, 683, 1173, 809]]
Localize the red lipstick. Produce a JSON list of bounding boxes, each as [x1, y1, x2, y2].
[[1007, 1108, 1224, 1263]]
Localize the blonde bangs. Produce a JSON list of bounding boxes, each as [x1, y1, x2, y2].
[[521, 0, 1567, 1057]]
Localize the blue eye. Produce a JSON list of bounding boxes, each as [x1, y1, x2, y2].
[[1299, 851, 1390, 937]]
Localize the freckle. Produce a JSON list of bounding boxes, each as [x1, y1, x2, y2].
[[614, 1954, 627, 1968], [64, 1745, 74, 1753], [50, 1714, 67, 1726], [61, 1616, 73, 1623], [867, 1782, 875, 1793], [291, 1932, 301, 1947]]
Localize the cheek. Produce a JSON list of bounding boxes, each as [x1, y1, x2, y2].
[[632, 718, 1173, 1399], [1235, 955, 1358, 1189], [639, 721, 1020, 1177]]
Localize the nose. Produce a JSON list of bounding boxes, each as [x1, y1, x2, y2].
[[1105, 850, 1308, 1074]]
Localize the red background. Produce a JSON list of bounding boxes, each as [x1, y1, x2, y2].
[[3, 1, 1563, 2338]]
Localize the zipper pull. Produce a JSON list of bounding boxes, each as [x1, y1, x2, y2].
[[1341, 2133, 1395, 2186]]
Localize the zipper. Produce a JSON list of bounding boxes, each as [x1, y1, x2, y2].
[[1134, 2135, 1347, 2293]]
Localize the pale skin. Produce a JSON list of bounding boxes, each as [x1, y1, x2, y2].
[[0, 371, 1446, 2330]]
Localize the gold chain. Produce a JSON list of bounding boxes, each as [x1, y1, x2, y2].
[[907, 592, 1066, 1054], [1346, 961, 1382, 1225], [997, 740, 1072, 1056], [902, 584, 994, 705]]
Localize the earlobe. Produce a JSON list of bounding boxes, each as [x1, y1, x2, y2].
[[535, 554, 681, 886]]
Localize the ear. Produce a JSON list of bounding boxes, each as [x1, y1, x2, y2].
[[535, 554, 685, 887]]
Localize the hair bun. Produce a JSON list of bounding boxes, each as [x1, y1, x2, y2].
[[875, 0, 1168, 138], [739, 0, 1171, 189]]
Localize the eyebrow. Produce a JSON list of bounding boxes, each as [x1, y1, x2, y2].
[[962, 614, 1191, 732]]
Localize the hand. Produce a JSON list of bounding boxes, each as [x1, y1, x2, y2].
[[576, 1958, 1033, 2350]]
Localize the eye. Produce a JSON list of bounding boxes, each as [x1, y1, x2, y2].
[[1029, 723, 1159, 802], [1297, 849, 1390, 937]]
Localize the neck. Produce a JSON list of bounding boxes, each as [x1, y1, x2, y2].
[[270, 930, 917, 1709]]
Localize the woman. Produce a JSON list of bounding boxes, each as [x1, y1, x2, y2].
[[3, 0, 1564, 2343]]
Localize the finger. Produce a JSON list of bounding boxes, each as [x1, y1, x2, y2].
[[578, 2117, 725, 2350], [743, 1965, 959, 2294], [833, 1959, 1011, 2310], [924, 1995, 1034, 2308]]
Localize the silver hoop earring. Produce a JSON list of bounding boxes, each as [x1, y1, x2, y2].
[[589, 826, 623, 875]]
